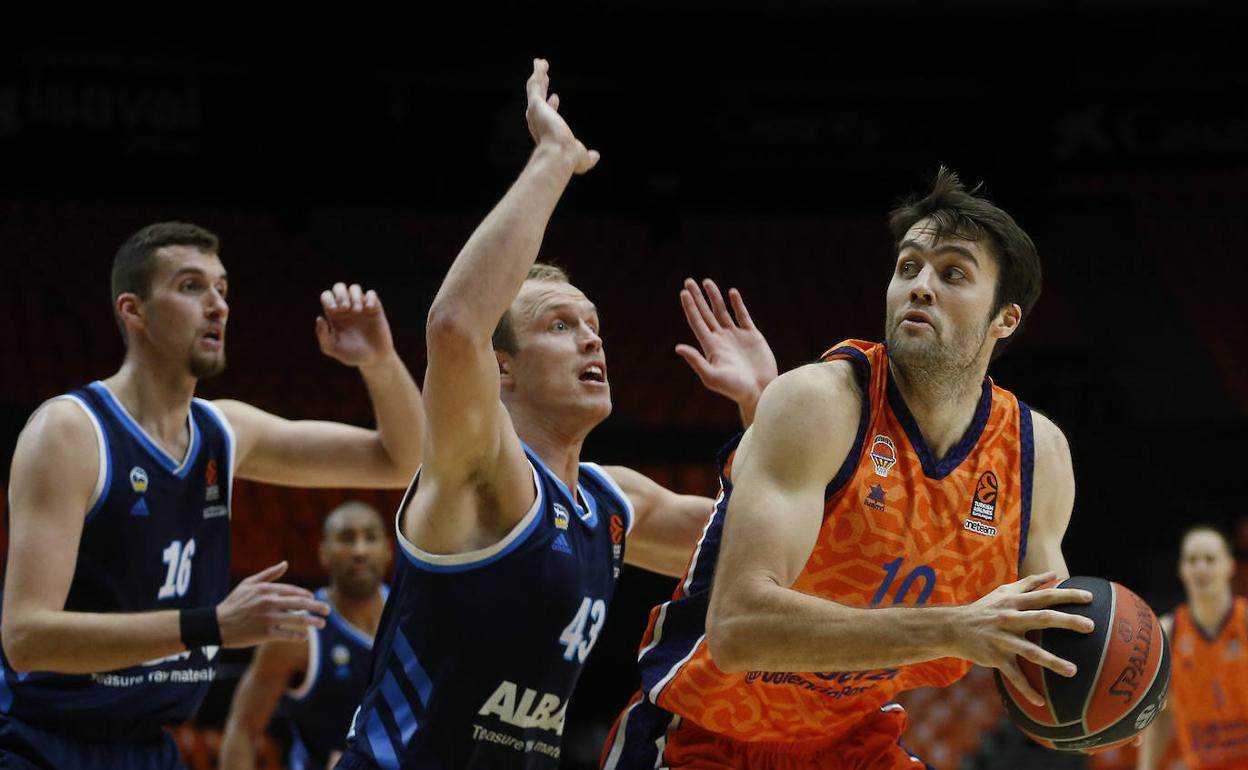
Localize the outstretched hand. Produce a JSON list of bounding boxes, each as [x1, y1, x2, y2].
[[525, 58, 600, 175], [676, 278, 778, 425], [316, 283, 396, 369], [954, 571, 1096, 707]]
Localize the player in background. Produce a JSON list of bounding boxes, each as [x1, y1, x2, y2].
[[1138, 525, 1248, 770], [1, 222, 425, 769]]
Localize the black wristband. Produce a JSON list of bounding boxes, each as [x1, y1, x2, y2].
[[179, 607, 222, 649]]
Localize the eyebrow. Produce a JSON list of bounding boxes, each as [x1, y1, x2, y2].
[[539, 301, 598, 317], [899, 239, 980, 268], [171, 267, 228, 282]]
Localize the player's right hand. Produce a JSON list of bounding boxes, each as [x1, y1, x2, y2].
[[216, 561, 331, 647], [525, 58, 600, 174], [953, 571, 1095, 707]]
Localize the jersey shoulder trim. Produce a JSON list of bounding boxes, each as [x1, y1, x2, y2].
[[580, 462, 637, 535], [51, 394, 111, 523], [287, 623, 322, 701], [396, 459, 544, 573], [88, 381, 201, 478]]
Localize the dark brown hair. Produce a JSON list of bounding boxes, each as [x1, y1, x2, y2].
[[889, 167, 1041, 360], [111, 222, 220, 341]]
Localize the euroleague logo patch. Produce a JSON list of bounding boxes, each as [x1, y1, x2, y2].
[[970, 470, 998, 522], [869, 435, 897, 478], [610, 514, 625, 545]]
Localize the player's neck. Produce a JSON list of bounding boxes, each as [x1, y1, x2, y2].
[[327, 585, 385, 637], [889, 361, 987, 462], [1190, 590, 1234, 636], [103, 358, 198, 450], [508, 409, 587, 493]]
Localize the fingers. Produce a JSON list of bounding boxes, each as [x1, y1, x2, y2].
[[1013, 635, 1078, 678], [1016, 571, 1057, 591], [702, 279, 735, 328], [728, 287, 756, 330], [547, 93, 560, 111], [265, 596, 331, 617], [998, 659, 1047, 707], [315, 316, 332, 348], [242, 561, 288, 585], [1015, 587, 1095, 611], [684, 277, 719, 331], [675, 344, 713, 384], [680, 286, 715, 348], [321, 284, 376, 315], [527, 58, 549, 105], [1015, 608, 1096, 635]]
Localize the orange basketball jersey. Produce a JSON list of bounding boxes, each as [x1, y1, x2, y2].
[[1169, 598, 1248, 769], [608, 340, 1034, 762]]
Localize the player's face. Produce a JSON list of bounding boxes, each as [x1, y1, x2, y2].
[[140, 247, 229, 379], [1179, 530, 1234, 598], [321, 507, 391, 598], [502, 280, 611, 425], [885, 220, 1008, 377]]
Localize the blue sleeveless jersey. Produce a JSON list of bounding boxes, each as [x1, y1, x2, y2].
[[340, 445, 633, 769], [284, 586, 386, 770], [0, 381, 234, 742]]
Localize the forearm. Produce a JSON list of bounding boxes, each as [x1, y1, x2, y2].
[[219, 721, 260, 770], [3, 607, 190, 674], [427, 143, 579, 337], [1136, 706, 1174, 770], [359, 351, 425, 482], [708, 580, 959, 673]]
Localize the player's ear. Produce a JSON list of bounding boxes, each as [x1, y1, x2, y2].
[[116, 293, 145, 333], [497, 351, 515, 387], [994, 302, 1021, 340]]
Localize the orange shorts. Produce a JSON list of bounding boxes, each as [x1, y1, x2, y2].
[[603, 698, 933, 770]]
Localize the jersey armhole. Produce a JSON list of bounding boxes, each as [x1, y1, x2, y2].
[[579, 462, 637, 535], [286, 627, 321, 701], [53, 395, 111, 524], [823, 350, 872, 499], [395, 460, 546, 572]]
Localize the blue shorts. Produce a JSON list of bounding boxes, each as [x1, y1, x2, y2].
[[0, 714, 185, 770]]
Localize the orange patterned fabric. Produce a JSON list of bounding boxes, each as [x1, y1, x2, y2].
[[1169, 598, 1248, 769], [652, 340, 1028, 744]]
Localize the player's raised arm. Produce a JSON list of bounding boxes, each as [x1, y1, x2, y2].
[[675, 277, 778, 428], [704, 363, 1095, 707], [1, 402, 328, 674], [216, 283, 424, 489], [412, 60, 598, 542]]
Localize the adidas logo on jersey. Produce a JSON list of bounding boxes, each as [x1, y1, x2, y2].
[[130, 497, 151, 516], [552, 532, 572, 554]]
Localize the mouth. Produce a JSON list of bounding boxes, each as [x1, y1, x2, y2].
[[199, 326, 224, 350], [899, 310, 934, 330], [578, 362, 608, 386]]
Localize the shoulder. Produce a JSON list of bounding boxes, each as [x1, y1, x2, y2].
[[756, 361, 861, 424], [1029, 409, 1070, 457], [15, 397, 100, 461]]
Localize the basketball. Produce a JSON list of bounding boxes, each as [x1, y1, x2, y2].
[[995, 576, 1171, 754]]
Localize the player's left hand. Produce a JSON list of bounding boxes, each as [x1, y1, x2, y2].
[[316, 283, 396, 368], [676, 278, 778, 417]]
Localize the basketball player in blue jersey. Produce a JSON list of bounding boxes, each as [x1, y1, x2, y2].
[[0, 222, 426, 769], [222, 501, 391, 770], [335, 59, 779, 770]]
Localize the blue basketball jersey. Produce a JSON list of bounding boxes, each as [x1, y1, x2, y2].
[[338, 445, 633, 769], [284, 586, 386, 770], [0, 381, 234, 742]]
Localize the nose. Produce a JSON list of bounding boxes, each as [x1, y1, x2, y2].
[[580, 323, 602, 353], [909, 265, 935, 305], [207, 287, 229, 320]]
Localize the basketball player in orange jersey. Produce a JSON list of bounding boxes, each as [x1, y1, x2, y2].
[[1137, 525, 1248, 770], [601, 168, 1099, 770]]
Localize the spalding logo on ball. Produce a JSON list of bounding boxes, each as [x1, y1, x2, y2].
[[995, 576, 1171, 754]]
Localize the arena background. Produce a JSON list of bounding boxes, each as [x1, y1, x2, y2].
[[1, 4, 1245, 768]]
